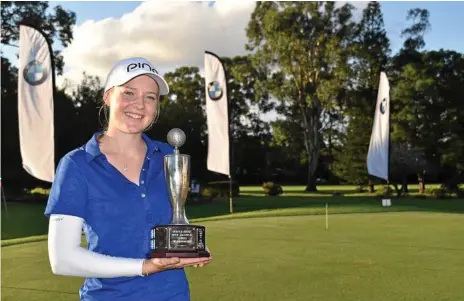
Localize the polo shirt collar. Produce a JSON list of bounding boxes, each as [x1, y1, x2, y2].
[[84, 131, 161, 162]]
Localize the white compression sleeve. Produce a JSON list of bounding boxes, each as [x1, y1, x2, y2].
[[48, 214, 145, 278]]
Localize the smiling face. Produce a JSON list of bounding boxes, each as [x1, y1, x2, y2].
[[104, 75, 159, 134]]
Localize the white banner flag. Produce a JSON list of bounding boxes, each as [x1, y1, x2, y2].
[[367, 71, 390, 181], [18, 24, 55, 182], [204, 51, 230, 176]]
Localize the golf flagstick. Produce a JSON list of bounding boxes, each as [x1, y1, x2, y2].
[[325, 202, 328, 230]]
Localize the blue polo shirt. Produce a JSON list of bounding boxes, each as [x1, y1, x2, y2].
[[45, 132, 190, 301]]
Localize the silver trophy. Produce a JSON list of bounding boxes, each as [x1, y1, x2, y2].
[[150, 128, 210, 258], [165, 128, 190, 225]]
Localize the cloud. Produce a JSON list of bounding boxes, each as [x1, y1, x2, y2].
[[59, 1, 255, 90], [59, 1, 368, 92]]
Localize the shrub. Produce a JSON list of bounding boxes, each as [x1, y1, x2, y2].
[[441, 180, 463, 198], [456, 189, 464, 198], [442, 179, 460, 193], [28, 187, 50, 195], [262, 182, 283, 196], [425, 187, 449, 199], [356, 186, 367, 193], [207, 181, 240, 197], [413, 193, 427, 199], [187, 186, 213, 204], [375, 185, 393, 197], [200, 187, 213, 198]]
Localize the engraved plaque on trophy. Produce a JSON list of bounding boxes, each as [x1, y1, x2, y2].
[[150, 128, 210, 258]]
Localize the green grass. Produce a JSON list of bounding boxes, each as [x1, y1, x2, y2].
[[2, 185, 463, 300], [1, 202, 49, 241], [2, 185, 463, 243], [2, 212, 463, 301]]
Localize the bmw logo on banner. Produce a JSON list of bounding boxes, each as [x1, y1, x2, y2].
[[208, 81, 223, 101], [380, 97, 387, 114], [23, 60, 48, 86]]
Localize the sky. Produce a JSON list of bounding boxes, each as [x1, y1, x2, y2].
[[2, 1, 464, 94]]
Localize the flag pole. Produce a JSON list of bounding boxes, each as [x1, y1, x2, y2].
[[325, 202, 328, 230], [225, 59, 233, 214], [1, 178, 8, 218], [229, 175, 233, 214], [387, 82, 392, 187]]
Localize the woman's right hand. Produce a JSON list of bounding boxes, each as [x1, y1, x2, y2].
[[142, 256, 211, 275]]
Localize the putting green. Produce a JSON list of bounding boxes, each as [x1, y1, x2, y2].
[[2, 212, 463, 301]]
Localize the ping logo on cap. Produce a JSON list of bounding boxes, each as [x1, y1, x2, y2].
[[126, 62, 158, 74]]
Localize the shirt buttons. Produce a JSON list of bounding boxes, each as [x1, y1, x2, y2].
[[141, 193, 146, 198], [141, 180, 145, 185], [147, 157, 150, 160]]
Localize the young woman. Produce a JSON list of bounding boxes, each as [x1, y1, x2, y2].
[[45, 57, 212, 301]]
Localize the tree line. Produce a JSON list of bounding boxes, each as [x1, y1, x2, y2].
[[1, 1, 463, 195]]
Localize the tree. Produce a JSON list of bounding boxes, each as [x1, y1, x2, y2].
[[63, 73, 104, 153], [400, 8, 431, 52], [153, 67, 207, 179], [390, 143, 429, 195], [221, 56, 272, 182], [390, 7, 464, 192], [1, 1, 76, 75], [317, 100, 346, 183], [392, 50, 464, 192], [269, 106, 308, 183], [424, 51, 464, 179], [246, 1, 357, 191], [221, 56, 271, 138], [157, 61, 272, 182], [332, 1, 390, 191], [0, 57, 22, 190]]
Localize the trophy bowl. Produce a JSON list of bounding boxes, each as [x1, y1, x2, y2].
[[149, 128, 210, 258]]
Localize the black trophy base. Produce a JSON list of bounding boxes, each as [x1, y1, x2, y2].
[[150, 250, 211, 258], [149, 224, 210, 258]]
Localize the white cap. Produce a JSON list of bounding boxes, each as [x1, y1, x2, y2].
[[103, 57, 169, 95]]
